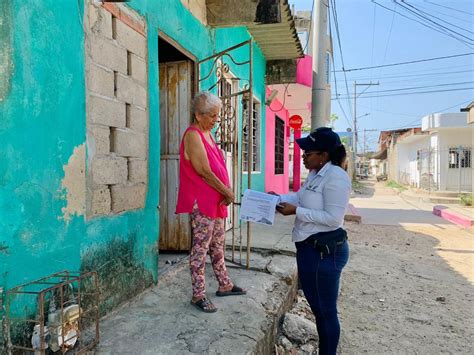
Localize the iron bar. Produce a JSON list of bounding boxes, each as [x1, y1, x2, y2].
[[246, 38, 253, 270], [197, 39, 253, 269], [198, 39, 251, 64], [5, 271, 99, 354]]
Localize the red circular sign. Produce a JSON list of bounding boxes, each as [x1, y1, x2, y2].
[[289, 115, 303, 129]]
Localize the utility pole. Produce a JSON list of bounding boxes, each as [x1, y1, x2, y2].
[[352, 81, 379, 178], [311, 0, 330, 129]]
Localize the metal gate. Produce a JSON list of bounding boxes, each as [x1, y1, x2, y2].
[[418, 145, 472, 192], [197, 40, 254, 268]]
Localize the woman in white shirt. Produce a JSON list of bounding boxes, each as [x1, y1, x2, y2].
[[276, 127, 351, 355]]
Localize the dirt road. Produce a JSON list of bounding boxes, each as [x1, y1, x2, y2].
[[338, 181, 473, 354]]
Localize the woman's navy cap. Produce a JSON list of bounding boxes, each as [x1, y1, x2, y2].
[[296, 127, 342, 152]]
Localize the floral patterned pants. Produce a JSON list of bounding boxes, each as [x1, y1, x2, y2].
[[189, 205, 232, 299]]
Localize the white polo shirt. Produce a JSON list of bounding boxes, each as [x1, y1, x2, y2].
[[280, 162, 351, 242]]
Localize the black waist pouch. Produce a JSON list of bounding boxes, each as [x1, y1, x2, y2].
[[305, 228, 347, 255]]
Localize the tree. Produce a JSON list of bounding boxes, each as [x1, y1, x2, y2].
[[329, 114, 339, 129]]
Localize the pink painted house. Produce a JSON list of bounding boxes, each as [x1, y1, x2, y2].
[[265, 55, 313, 193], [265, 87, 290, 194]]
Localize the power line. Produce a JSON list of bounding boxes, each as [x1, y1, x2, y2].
[[328, 3, 352, 128], [332, 86, 474, 100], [414, 1, 473, 23], [335, 52, 473, 72], [379, 2, 397, 73], [330, 0, 354, 124], [402, 0, 473, 35], [358, 81, 474, 95], [423, 0, 474, 16], [356, 99, 473, 134], [370, 2, 377, 82], [372, 0, 473, 48], [300, 0, 315, 54], [394, 1, 473, 43], [352, 75, 472, 87], [335, 69, 474, 82], [336, 63, 473, 78], [390, 0, 474, 46]]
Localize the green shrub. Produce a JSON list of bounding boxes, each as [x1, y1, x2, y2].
[[386, 180, 407, 192], [459, 193, 473, 206], [352, 179, 362, 190]]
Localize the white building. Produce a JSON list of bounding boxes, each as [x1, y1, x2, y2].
[[396, 113, 472, 192], [396, 131, 429, 187]]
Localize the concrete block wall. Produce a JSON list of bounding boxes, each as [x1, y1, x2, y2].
[[180, 0, 207, 25], [86, 1, 148, 217]]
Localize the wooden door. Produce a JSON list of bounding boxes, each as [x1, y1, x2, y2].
[[159, 61, 193, 251]]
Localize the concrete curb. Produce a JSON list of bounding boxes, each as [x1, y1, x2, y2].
[[345, 203, 362, 223], [433, 205, 474, 227]]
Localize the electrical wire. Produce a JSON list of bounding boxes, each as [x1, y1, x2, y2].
[[356, 99, 473, 146], [423, 0, 474, 16], [372, 0, 473, 48], [328, 6, 353, 128], [335, 52, 473, 72], [335, 68, 474, 82], [414, 1, 473, 23], [301, 0, 315, 54], [370, 2, 377, 82], [357, 81, 474, 95], [330, 0, 354, 124], [402, 0, 473, 35], [267, 83, 290, 113], [394, 1, 473, 43], [332, 86, 473, 100]]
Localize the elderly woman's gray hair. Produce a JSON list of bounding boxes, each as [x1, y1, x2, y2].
[[191, 91, 222, 116]]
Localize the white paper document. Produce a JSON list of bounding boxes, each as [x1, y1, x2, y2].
[[240, 189, 280, 226]]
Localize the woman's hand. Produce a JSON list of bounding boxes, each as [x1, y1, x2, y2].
[[220, 188, 235, 206], [276, 202, 297, 216]]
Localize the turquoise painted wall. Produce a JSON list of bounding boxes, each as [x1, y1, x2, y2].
[[0, 0, 268, 336]]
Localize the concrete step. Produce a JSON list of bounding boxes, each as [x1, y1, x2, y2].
[[401, 191, 461, 205], [428, 196, 461, 205], [433, 205, 474, 227], [412, 190, 465, 198], [94, 252, 299, 354]]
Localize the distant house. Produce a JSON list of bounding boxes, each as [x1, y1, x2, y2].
[[373, 128, 416, 180], [373, 112, 473, 192], [419, 112, 472, 191], [460, 101, 474, 125]]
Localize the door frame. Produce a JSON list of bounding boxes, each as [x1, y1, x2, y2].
[[158, 33, 197, 251]]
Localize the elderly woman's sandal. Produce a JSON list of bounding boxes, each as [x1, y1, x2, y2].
[[216, 285, 247, 297], [191, 297, 217, 313]]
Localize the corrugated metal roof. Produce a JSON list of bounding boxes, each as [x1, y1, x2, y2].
[[247, 0, 304, 60]]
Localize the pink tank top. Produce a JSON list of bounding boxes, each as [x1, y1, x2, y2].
[[175, 127, 230, 218]]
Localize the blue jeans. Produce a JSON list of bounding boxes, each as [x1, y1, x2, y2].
[[296, 239, 349, 355]]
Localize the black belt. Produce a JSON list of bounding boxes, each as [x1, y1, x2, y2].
[[303, 228, 347, 255]]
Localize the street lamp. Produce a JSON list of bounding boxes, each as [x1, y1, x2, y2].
[[356, 113, 370, 120]]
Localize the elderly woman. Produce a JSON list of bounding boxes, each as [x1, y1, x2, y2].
[[275, 127, 350, 355], [176, 91, 246, 313]]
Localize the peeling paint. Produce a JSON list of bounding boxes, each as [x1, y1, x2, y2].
[[60, 143, 86, 222]]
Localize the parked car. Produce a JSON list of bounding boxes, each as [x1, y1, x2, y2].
[[376, 174, 388, 182]]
